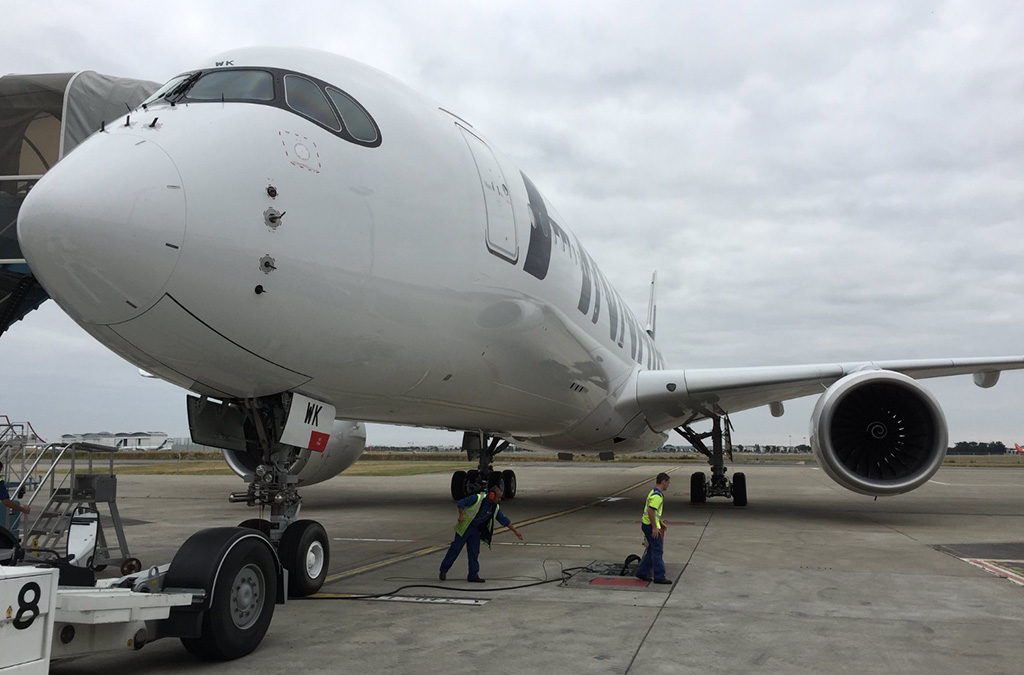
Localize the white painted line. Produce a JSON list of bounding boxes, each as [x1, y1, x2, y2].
[[334, 537, 414, 543], [931, 481, 952, 486], [600, 497, 628, 502], [368, 595, 488, 606], [497, 542, 591, 548]]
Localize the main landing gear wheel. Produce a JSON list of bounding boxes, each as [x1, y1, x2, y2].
[[279, 520, 329, 597], [451, 471, 467, 501], [501, 470, 517, 499], [732, 472, 747, 506], [690, 471, 707, 505]]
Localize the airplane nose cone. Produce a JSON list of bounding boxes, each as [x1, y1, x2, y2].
[[18, 134, 186, 325]]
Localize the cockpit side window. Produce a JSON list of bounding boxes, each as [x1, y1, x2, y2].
[[188, 70, 274, 101], [284, 75, 341, 131], [140, 73, 193, 107], [325, 88, 378, 143]]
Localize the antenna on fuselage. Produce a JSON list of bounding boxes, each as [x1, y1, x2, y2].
[[645, 271, 657, 339]]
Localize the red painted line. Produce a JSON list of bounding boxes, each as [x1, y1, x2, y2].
[[590, 577, 648, 587], [966, 558, 1024, 586]]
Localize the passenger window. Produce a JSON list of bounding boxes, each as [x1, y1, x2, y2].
[[188, 70, 274, 101], [326, 88, 378, 143], [284, 75, 340, 130]]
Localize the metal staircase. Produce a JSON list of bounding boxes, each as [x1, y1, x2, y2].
[[12, 440, 133, 570]]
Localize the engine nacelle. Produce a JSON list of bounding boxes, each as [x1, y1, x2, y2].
[[223, 419, 367, 487], [810, 370, 947, 496]]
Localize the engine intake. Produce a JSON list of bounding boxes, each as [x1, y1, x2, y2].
[[810, 370, 947, 496]]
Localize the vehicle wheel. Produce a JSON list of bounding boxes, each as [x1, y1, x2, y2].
[[488, 472, 505, 494], [451, 471, 467, 501], [279, 520, 329, 598], [121, 557, 143, 575], [690, 472, 707, 504], [502, 470, 517, 499], [238, 518, 273, 536], [732, 472, 747, 507], [466, 468, 480, 491], [181, 536, 276, 660]]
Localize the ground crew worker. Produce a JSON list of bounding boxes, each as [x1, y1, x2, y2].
[[0, 461, 30, 517], [439, 482, 522, 582], [635, 472, 671, 584]]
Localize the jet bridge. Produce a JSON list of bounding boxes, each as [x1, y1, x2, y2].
[[0, 70, 158, 336]]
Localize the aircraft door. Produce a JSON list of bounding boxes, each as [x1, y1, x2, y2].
[[459, 127, 519, 263]]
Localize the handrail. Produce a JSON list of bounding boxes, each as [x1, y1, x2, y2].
[[21, 443, 76, 542], [12, 442, 73, 504]]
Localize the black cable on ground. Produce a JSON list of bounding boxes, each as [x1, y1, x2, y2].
[[304, 562, 600, 600]]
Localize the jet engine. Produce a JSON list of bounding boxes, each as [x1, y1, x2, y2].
[[810, 370, 947, 496], [223, 419, 367, 487]]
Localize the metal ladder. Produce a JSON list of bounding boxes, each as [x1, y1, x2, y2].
[[16, 441, 133, 570]]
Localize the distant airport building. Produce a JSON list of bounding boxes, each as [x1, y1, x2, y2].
[[61, 431, 171, 450]]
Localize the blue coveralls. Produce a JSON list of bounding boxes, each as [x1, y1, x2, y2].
[[635, 487, 667, 580], [440, 493, 511, 580]]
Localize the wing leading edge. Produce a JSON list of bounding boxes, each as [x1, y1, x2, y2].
[[634, 356, 1024, 432]]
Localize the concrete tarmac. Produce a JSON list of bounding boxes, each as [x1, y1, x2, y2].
[[49, 463, 1024, 674]]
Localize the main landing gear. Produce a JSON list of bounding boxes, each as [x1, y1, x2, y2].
[[224, 397, 330, 598], [449, 432, 518, 501], [675, 411, 747, 507]]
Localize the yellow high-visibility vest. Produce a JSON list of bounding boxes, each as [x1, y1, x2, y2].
[[641, 488, 664, 528]]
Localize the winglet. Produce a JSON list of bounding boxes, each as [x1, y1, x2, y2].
[[645, 271, 657, 339]]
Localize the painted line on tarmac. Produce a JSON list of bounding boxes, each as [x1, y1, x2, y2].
[[321, 469, 674, 586], [496, 541, 591, 548], [334, 537, 415, 543], [314, 593, 488, 605]]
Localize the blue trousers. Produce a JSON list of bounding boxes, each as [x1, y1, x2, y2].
[[635, 523, 666, 580], [440, 528, 482, 579]]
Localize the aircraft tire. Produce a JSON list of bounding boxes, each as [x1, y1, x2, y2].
[[732, 472, 747, 507], [237, 518, 273, 536], [451, 471, 467, 501], [501, 470, 517, 498], [690, 472, 707, 504], [279, 520, 329, 598], [180, 535, 276, 660]]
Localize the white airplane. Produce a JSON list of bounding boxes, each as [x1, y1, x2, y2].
[[15, 47, 1024, 604]]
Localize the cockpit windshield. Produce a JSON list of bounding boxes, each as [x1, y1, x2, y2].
[[139, 67, 381, 147]]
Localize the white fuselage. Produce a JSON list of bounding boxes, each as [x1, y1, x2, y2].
[[18, 48, 666, 452]]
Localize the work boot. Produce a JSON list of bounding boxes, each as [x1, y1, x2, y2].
[[467, 577, 485, 583], [635, 574, 652, 582], [653, 578, 672, 585], [439, 570, 446, 581]]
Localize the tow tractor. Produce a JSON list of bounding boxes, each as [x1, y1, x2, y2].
[[1, 515, 286, 671]]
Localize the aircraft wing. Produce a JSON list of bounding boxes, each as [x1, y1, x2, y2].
[[634, 356, 1024, 432]]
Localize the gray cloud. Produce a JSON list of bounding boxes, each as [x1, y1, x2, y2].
[[4, 0, 1023, 447]]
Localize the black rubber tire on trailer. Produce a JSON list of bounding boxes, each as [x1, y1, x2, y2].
[[120, 557, 143, 576], [690, 472, 707, 504], [501, 470, 517, 499], [451, 471, 467, 501], [180, 536, 277, 660], [732, 472, 747, 507], [238, 518, 273, 536], [279, 520, 329, 598]]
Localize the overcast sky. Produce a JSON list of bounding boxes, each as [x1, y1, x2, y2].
[[3, 1, 1022, 449]]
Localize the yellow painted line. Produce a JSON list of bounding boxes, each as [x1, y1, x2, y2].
[[320, 467, 677, 588]]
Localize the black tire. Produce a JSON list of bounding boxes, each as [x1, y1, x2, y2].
[[488, 472, 505, 494], [279, 520, 329, 598], [502, 470, 517, 499], [181, 537, 276, 660], [238, 518, 273, 536], [732, 472, 747, 507], [466, 468, 480, 491], [690, 472, 707, 504], [451, 471, 467, 501], [121, 557, 142, 575]]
